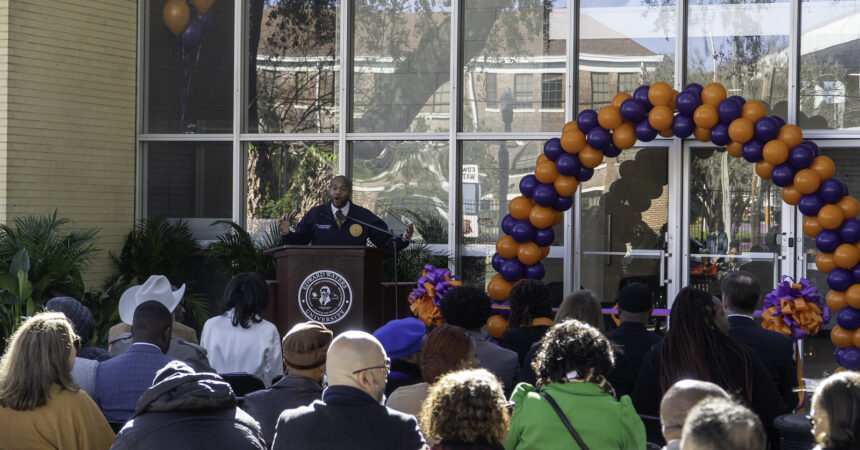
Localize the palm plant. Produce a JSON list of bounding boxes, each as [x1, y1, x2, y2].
[[206, 220, 281, 280], [111, 217, 200, 284]]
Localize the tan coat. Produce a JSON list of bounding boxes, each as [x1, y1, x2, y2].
[[108, 320, 198, 344]]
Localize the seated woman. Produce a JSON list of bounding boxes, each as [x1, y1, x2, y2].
[[420, 369, 509, 450], [499, 280, 555, 366], [0, 312, 114, 449], [504, 319, 645, 450], [809, 371, 860, 450], [201, 272, 282, 386]]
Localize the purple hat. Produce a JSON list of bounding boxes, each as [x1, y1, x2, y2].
[[373, 317, 426, 360], [45, 296, 96, 344]]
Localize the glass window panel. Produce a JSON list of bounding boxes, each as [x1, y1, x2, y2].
[[462, 0, 566, 132], [247, 0, 340, 133], [579, 0, 675, 113], [799, 1, 860, 130], [146, 142, 232, 218], [352, 1, 451, 133], [688, 147, 781, 298], [541, 74, 563, 109], [352, 141, 449, 244], [514, 74, 534, 107], [145, 0, 234, 133], [687, 0, 789, 110]]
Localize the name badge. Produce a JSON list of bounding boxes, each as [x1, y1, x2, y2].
[[316, 224, 331, 230]]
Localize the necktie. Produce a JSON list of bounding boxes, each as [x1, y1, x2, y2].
[[335, 210, 343, 228]]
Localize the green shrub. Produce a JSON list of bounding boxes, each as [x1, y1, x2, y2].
[[206, 220, 280, 280]]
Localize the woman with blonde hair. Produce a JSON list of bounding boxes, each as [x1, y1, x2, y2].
[[0, 312, 114, 449]]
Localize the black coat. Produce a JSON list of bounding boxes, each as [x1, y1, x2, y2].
[[499, 326, 550, 368], [241, 375, 324, 447], [282, 202, 408, 250], [728, 315, 798, 409], [605, 322, 662, 397]]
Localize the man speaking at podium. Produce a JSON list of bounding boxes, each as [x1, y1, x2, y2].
[[278, 175, 414, 250]]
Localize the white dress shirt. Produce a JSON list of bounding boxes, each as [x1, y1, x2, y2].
[[201, 309, 283, 386], [331, 201, 351, 222]]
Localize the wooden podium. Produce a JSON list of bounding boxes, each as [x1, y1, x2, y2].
[[263, 245, 392, 335]]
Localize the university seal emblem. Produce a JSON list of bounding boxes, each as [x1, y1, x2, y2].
[[297, 270, 353, 324]]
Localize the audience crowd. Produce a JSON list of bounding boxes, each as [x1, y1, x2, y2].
[[0, 270, 857, 450]]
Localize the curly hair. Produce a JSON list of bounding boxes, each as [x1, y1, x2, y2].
[[421, 325, 475, 384], [420, 368, 509, 445], [439, 286, 492, 330], [532, 319, 615, 395], [222, 272, 268, 328], [811, 371, 860, 450], [508, 280, 554, 328]]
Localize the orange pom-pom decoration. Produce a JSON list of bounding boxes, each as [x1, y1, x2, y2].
[[762, 140, 789, 165], [701, 83, 727, 107], [777, 124, 803, 149], [529, 205, 555, 229], [693, 104, 719, 129], [803, 216, 822, 238], [648, 106, 674, 131], [612, 122, 637, 149], [818, 204, 845, 230], [561, 129, 586, 154], [793, 169, 821, 195], [535, 160, 559, 184], [832, 326, 855, 348], [487, 275, 513, 302], [837, 196, 860, 220], [827, 290, 847, 313], [742, 100, 767, 123], [726, 142, 743, 157], [598, 105, 624, 130], [554, 176, 579, 197], [835, 243, 860, 269], [496, 235, 519, 259], [816, 252, 837, 274], [810, 156, 835, 181], [694, 127, 711, 142], [648, 82, 674, 107], [781, 186, 802, 205], [486, 314, 509, 339], [578, 146, 604, 169], [509, 196, 533, 220], [611, 92, 632, 108], [847, 284, 860, 309], [517, 241, 542, 266], [755, 160, 774, 179]]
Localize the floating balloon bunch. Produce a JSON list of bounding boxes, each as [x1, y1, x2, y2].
[[485, 81, 859, 370]]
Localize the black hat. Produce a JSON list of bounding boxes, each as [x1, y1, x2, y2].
[[617, 283, 653, 313]]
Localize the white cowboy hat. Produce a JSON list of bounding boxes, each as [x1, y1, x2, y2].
[[118, 275, 186, 325]]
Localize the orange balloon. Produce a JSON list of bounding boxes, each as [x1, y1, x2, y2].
[[693, 104, 719, 128], [612, 122, 637, 149], [778, 124, 803, 149], [191, 0, 215, 14], [803, 216, 822, 238], [726, 142, 743, 158], [648, 106, 674, 131], [762, 140, 789, 165], [701, 83, 727, 107], [755, 160, 774, 179], [552, 210, 563, 226], [781, 186, 802, 205], [517, 241, 542, 265], [818, 204, 845, 230], [486, 314, 509, 338], [554, 176, 579, 197], [529, 205, 555, 229], [810, 156, 835, 181], [487, 275, 513, 301], [854, 328, 860, 348], [742, 100, 767, 123], [535, 161, 559, 184], [598, 105, 624, 130], [816, 252, 837, 273], [540, 245, 551, 258], [835, 243, 860, 269], [728, 118, 754, 144], [163, 0, 191, 35], [832, 326, 855, 348], [561, 130, 586, 154], [509, 196, 533, 220], [827, 290, 847, 313], [562, 121, 579, 134], [659, 128, 674, 138], [837, 196, 860, 220], [793, 169, 822, 195], [612, 92, 632, 108], [648, 82, 674, 107], [694, 127, 711, 142], [496, 235, 519, 259], [578, 145, 604, 169], [847, 284, 860, 309], [537, 154, 549, 165], [670, 90, 679, 109]]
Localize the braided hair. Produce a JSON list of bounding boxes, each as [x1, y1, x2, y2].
[[659, 287, 753, 405], [507, 280, 554, 328], [532, 319, 616, 396]]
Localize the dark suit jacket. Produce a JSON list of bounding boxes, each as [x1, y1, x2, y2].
[[95, 343, 175, 422], [241, 375, 324, 447], [469, 330, 518, 393], [282, 202, 407, 250], [606, 322, 662, 397], [728, 315, 797, 409]]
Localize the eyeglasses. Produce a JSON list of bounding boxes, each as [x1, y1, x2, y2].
[[352, 358, 391, 375]]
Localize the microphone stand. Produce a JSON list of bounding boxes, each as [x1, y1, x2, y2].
[[339, 213, 414, 319]]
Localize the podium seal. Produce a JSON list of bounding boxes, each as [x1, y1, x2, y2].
[[298, 270, 353, 324]]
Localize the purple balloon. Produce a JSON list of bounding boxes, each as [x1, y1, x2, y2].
[[675, 91, 701, 116], [842, 347, 860, 371], [816, 229, 842, 253], [576, 166, 594, 182], [633, 85, 653, 109], [533, 184, 559, 207], [852, 262, 860, 283], [672, 114, 695, 138], [178, 13, 207, 49], [837, 306, 860, 330], [683, 83, 704, 97], [788, 144, 815, 170], [729, 95, 746, 105], [620, 98, 647, 123], [543, 138, 563, 161], [841, 218, 860, 244], [718, 98, 743, 123], [820, 178, 846, 204], [772, 116, 786, 127], [836, 348, 847, 366], [491, 253, 503, 272], [511, 220, 535, 243], [798, 193, 825, 216], [524, 262, 546, 280], [770, 163, 796, 188], [556, 153, 581, 176], [742, 139, 764, 163], [577, 109, 599, 133], [499, 258, 525, 282], [803, 140, 820, 156], [710, 122, 731, 146], [828, 268, 853, 292], [754, 117, 780, 142], [555, 195, 573, 211], [635, 119, 658, 142], [195, 10, 213, 28], [519, 174, 539, 198], [501, 214, 516, 235], [587, 127, 611, 150], [604, 143, 622, 158], [534, 227, 555, 246]]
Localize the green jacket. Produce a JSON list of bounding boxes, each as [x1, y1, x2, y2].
[[504, 382, 646, 450]]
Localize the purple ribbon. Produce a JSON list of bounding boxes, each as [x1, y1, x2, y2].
[[762, 275, 831, 340], [409, 264, 461, 307]]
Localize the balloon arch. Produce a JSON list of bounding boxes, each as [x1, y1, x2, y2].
[[486, 81, 860, 371]]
